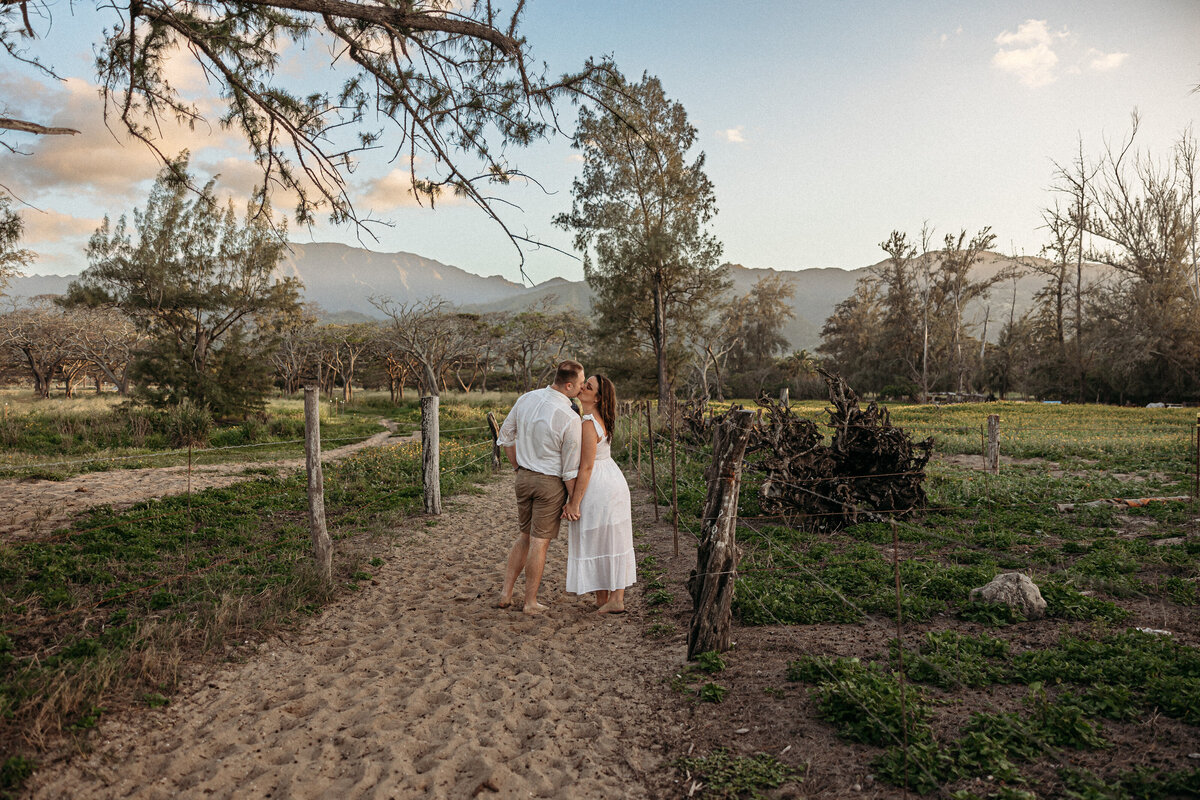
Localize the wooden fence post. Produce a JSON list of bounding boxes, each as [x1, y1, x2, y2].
[[421, 394, 441, 515], [1194, 414, 1199, 501], [304, 386, 332, 581], [687, 408, 755, 659], [645, 401, 659, 522], [986, 414, 1000, 475], [670, 395, 680, 557], [486, 411, 502, 471]]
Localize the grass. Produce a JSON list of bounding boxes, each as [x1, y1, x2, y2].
[[674, 749, 800, 800], [0, 389, 421, 479], [641, 399, 1200, 798], [0, 394, 499, 794]]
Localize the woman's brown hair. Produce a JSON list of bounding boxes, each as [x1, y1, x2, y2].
[[593, 374, 617, 442]]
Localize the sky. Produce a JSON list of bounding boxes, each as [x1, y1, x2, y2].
[[3, 1, 1199, 285]]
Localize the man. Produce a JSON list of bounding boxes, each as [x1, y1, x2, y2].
[[496, 360, 585, 615]]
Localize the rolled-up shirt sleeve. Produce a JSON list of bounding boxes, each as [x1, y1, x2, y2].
[[496, 401, 520, 448], [559, 416, 582, 481]]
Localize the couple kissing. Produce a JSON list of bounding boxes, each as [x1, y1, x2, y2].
[[496, 360, 637, 616]]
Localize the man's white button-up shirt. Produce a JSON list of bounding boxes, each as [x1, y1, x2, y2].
[[496, 386, 583, 480]]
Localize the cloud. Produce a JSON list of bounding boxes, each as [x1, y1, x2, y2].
[[1087, 49, 1128, 72], [716, 127, 746, 144], [21, 209, 100, 242], [2, 75, 240, 202], [992, 19, 1066, 88], [359, 168, 464, 211]]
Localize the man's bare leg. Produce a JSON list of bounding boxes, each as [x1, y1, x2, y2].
[[522, 536, 551, 614], [497, 533, 530, 608], [598, 588, 625, 614]]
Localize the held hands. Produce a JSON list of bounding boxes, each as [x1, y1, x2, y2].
[[562, 501, 581, 521]]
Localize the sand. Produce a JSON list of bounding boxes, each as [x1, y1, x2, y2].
[[25, 470, 686, 799]]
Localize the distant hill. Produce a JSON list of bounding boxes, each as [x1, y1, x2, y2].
[[6, 244, 1067, 351]]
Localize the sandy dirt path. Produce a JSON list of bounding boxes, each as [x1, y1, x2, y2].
[[0, 425, 407, 543], [27, 473, 686, 799]]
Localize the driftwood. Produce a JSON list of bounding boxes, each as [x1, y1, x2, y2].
[[756, 371, 932, 530]]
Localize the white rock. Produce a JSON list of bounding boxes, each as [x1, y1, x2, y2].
[[969, 572, 1047, 620]]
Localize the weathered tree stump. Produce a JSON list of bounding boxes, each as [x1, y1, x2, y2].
[[687, 409, 755, 659]]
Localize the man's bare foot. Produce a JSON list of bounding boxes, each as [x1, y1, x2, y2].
[[523, 601, 549, 615], [494, 597, 513, 609], [597, 601, 626, 615]]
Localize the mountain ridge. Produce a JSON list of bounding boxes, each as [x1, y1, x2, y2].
[[7, 243, 1056, 351]]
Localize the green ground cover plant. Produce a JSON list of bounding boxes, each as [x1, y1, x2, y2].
[[674, 749, 800, 800], [643, 400, 1199, 797]]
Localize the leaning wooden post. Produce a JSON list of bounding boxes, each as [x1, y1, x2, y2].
[[421, 394, 441, 515], [687, 409, 755, 659], [486, 411, 502, 472], [304, 386, 332, 581], [986, 414, 1000, 475], [670, 395, 680, 557], [645, 401, 659, 521], [1194, 414, 1199, 502]]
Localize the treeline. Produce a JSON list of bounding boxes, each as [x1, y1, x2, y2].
[[0, 156, 800, 415], [819, 117, 1200, 404]]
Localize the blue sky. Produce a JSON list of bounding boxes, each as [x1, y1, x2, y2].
[[4, 1, 1198, 284]]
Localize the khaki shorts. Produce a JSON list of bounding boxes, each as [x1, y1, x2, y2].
[[515, 468, 567, 541]]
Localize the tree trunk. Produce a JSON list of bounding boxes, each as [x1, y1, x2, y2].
[[653, 269, 670, 409], [687, 409, 755, 659]]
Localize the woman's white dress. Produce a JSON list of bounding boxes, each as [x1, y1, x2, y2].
[[566, 416, 637, 594]]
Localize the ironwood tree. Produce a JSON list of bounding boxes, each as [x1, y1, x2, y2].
[[1, 0, 611, 265], [555, 71, 728, 408], [722, 273, 796, 395], [65, 158, 302, 417], [0, 195, 33, 294]]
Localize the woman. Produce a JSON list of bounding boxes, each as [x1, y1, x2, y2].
[[563, 374, 636, 613]]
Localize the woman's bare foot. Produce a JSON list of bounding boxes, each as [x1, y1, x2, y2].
[[523, 601, 549, 615], [597, 600, 626, 614], [594, 590, 610, 608], [494, 596, 513, 609]]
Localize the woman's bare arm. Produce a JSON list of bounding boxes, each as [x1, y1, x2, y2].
[[563, 420, 599, 520]]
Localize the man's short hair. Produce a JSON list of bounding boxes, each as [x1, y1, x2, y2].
[[554, 360, 584, 387]]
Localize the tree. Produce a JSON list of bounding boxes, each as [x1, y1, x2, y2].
[[556, 72, 729, 407], [722, 274, 795, 395], [1081, 114, 1200, 400], [0, 195, 33, 294], [70, 306, 149, 395], [372, 296, 477, 397], [817, 279, 886, 392], [0, 296, 79, 396], [935, 227, 1001, 394], [499, 300, 580, 392], [2, 1, 610, 262], [66, 158, 301, 417]]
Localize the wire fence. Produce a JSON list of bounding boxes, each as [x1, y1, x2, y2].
[[0, 414, 504, 644]]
